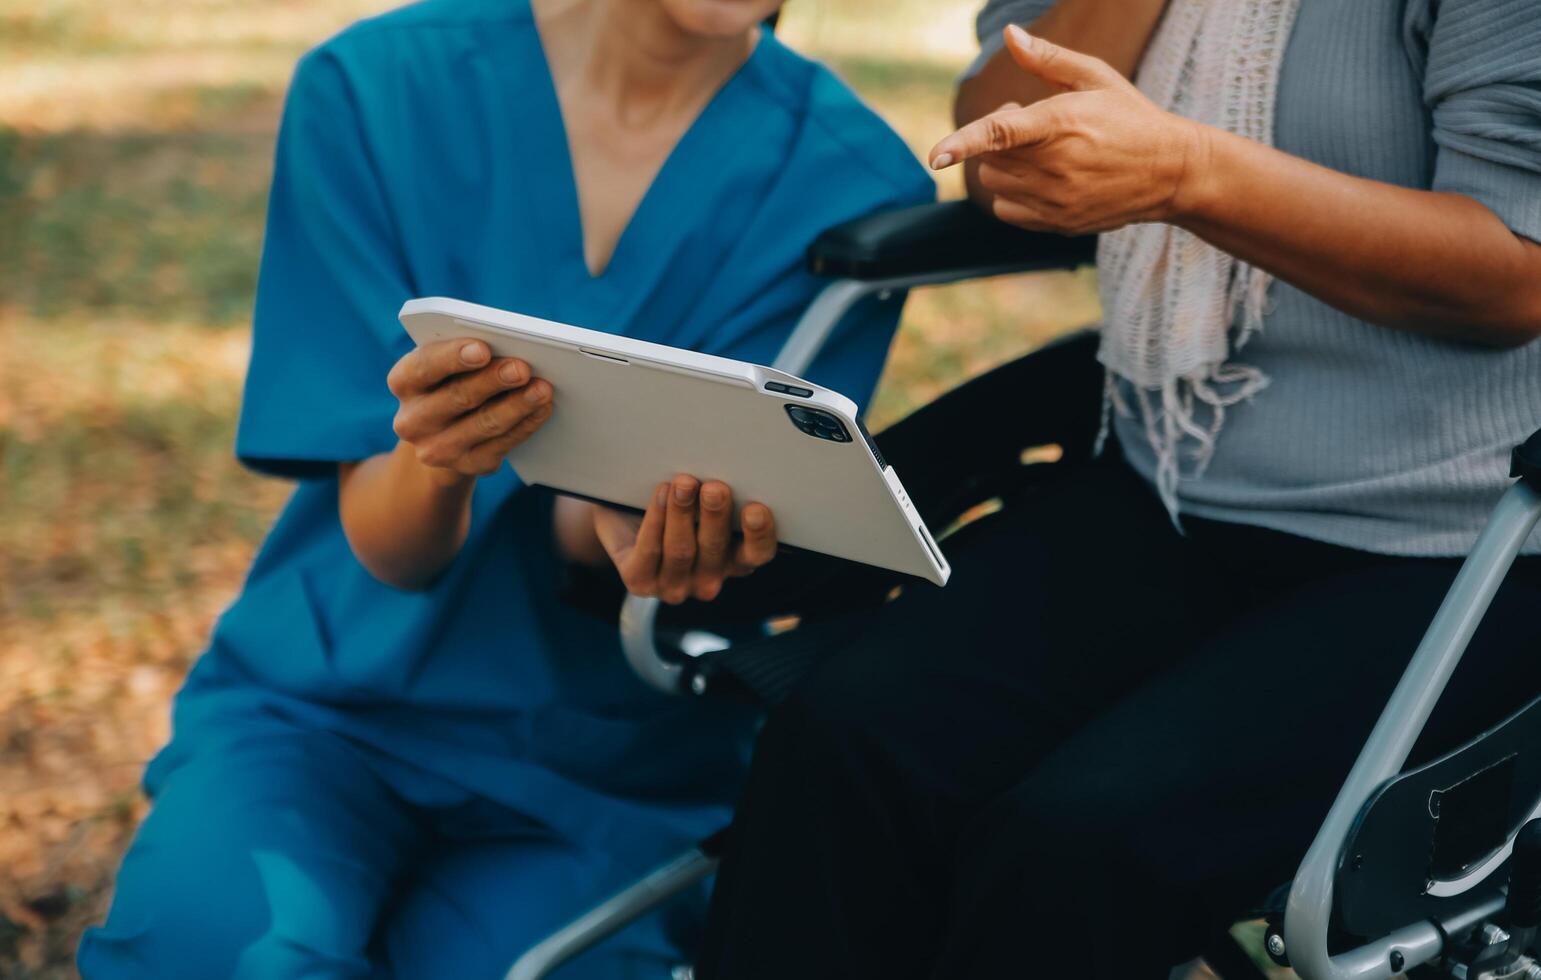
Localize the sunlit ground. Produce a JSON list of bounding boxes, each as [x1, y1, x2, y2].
[[0, 1, 1267, 975]]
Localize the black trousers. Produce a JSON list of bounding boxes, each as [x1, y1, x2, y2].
[[695, 453, 1541, 979]]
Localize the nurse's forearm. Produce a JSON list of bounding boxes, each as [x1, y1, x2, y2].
[[553, 496, 609, 567], [956, 0, 1168, 205], [337, 442, 475, 590]]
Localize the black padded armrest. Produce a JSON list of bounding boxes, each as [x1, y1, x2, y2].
[[1512, 428, 1541, 487], [806, 200, 1096, 281]]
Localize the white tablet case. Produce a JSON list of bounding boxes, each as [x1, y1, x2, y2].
[[399, 297, 950, 585]]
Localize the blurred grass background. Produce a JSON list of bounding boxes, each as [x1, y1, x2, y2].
[[0, 0, 1239, 974]]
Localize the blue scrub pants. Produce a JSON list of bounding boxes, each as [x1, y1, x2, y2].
[[79, 727, 694, 979]]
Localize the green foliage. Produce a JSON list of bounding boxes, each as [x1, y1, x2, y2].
[[1, 126, 272, 323]]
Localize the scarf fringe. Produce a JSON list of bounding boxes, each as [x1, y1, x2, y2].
[[1094, 0, 1300, 525]]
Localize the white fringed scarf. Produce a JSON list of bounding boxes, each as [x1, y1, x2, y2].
[[1096, 0, 1302, 522]]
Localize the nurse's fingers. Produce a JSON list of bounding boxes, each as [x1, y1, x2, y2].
[[388, 338, 491, 397], [395, 359, 533, 440], [691, 481, 734, 601], [460, 401, 553, 474], [658, 475, 700, 604], [619, 484, 670, 596], [729, 504, 777, 576], [411, 381, 551, 469]]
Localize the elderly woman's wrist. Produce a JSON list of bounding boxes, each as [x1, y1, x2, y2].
[[1165, 119, 1220, 225]]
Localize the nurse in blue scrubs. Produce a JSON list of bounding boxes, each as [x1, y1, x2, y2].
[[78, 0, 932, 976]]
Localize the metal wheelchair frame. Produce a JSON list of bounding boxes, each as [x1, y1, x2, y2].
[[1284, 475, 1541, 980]]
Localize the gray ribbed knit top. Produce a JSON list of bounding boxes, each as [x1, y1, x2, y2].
[[966, 0, 1541, 556]]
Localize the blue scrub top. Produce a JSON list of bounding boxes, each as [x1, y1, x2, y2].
[[158, 0, 933, 866]]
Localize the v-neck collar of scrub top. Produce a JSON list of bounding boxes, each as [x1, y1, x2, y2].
[[516, 0, 776, 328]]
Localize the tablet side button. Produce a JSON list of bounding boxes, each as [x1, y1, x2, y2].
[[764, 381, 813, 398], [579, 347, 630, 365]]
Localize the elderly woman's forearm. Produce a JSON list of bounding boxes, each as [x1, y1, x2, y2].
[[1175, 127, 1541, 347]]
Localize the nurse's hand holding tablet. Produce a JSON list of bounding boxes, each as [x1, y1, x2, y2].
[[339, 337, 553, 589], [342, 335, 777, 600], [588, 478, 777, 605], [388, 338, 554, 478]]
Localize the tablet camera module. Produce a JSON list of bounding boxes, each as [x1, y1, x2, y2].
[[785, 405, 851, 443]]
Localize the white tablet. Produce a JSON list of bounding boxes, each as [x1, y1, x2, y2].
[[399, 297, 949, 585]]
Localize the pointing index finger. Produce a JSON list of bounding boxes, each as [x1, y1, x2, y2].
[[929, 103, 1053, 170]]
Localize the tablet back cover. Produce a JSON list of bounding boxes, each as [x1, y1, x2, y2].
[[400, 298, 948, 584]]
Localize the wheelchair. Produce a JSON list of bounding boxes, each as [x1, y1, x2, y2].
[[507, 201, 1541, 980]]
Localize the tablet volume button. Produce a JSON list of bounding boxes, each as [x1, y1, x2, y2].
[[764, 380, 813, 398], [579, 347, 630, 365]]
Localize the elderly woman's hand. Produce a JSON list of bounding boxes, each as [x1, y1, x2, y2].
[[930, 24, 1208, 235], [386, 338, 554, 481], [591, 475, 777, 605]]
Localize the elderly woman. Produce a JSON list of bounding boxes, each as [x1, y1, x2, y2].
[[77, 0, 931, 976], [696, 1, 1541, 978]]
